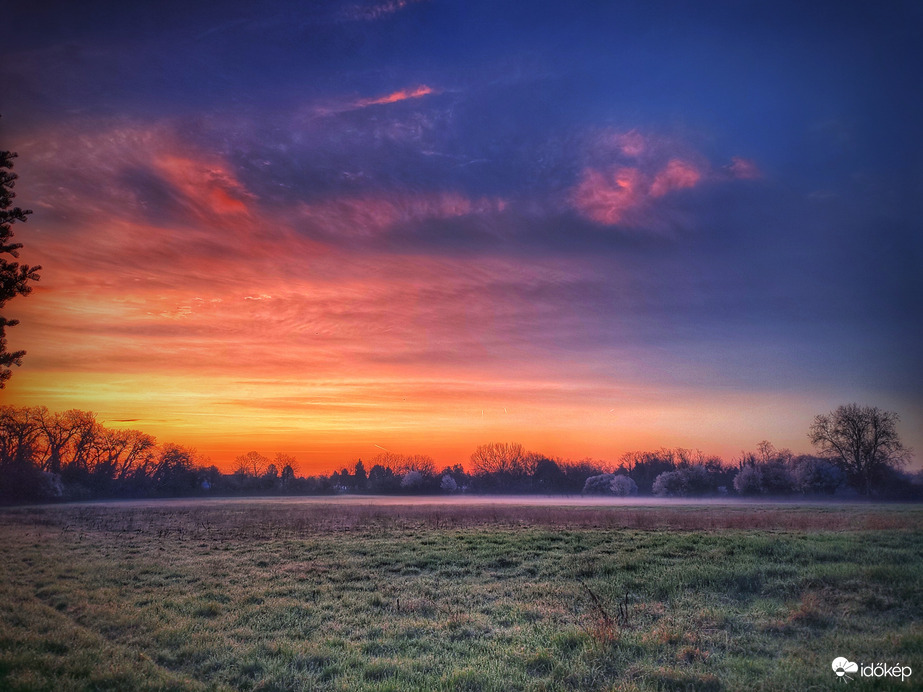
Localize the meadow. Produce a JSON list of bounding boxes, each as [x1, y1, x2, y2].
[[0, 499, 921, 691]]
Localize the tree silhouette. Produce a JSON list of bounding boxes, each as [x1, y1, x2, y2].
[[470, 442, 527, 475], [1, 136, 41, 388], [234, 450, 270, 477], [809, 403, 910, 496]]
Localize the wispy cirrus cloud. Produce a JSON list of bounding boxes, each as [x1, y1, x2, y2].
[[19, 122, 257, 229], [151, 154, 254, 219], [296, 190, 505, 238], [339, 0, 427, 22], [355, 84, 437, 108], [727, 156, 762, 180], [308, 83, 442, 120], [13, 119, 772, 375], [13, 120, 599, 385]]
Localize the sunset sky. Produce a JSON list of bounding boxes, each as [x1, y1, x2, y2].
[[2, 0, 921, 472]]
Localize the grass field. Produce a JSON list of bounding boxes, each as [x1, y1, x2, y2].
[[1, 500, 921, 690]]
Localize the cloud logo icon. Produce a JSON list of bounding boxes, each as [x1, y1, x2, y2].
[[832, 657, 859, 682]]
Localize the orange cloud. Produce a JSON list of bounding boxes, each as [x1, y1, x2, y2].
[[356, 85, 436, 108], [153, 155, 252, 219]]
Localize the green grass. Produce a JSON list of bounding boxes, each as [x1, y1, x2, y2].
[[0, 501, 921, 690]]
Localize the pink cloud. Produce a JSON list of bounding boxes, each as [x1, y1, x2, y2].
[[728, 157, 762, 180], [569, 128, 712, 227], [571, 167, 645, 225], [355, 85, 436, 108], [570, 129, 764, 227], [310, 84, 439, 118], [571, 159, 705, 226], [613, 130, 647, 158], [14, 125, 329, 303], [650, 159, 702, 198], [17, 124, 258, 229]]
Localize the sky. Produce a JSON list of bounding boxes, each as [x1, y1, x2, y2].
[[2, 0, 921, 472]]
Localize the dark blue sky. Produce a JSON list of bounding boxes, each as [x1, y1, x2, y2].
[[3, 0, 921, 465]]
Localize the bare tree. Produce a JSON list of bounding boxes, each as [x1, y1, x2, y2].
[[274, 453, 299, 476], [470, 442, 527, 475], [369, 451, 435, 477], [274, 453, 299, 488], [234, 450, 270, 477], [62, 411, 100, 474], [98, 427, 156, 481], [0, 405, 220, 499], [36, 408, 98, 474], [809, 404, 911, 496], [151, 444, 198, 494], [0, 405, 42, 464]]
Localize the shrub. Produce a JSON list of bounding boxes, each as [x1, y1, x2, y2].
[[582, 474, 615, 495], [652, 470, 682, 497], [790, 456, 844, 495], [400, 470, 423, 490], [610, 474, 638, 496], [760, 463, 795, 495], [733, 465, 763, 496], [652, 465, 715, 497], [733, 462, 796, 496]]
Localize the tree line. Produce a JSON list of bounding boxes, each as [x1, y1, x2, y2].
[[0, 404, 917, 504]]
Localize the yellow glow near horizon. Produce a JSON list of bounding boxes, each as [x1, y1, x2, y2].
[[3, 366, 838, 474]]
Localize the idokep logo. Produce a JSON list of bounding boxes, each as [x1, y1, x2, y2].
[[832, 657, 913, 684], [832, 658, 858, 682]]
